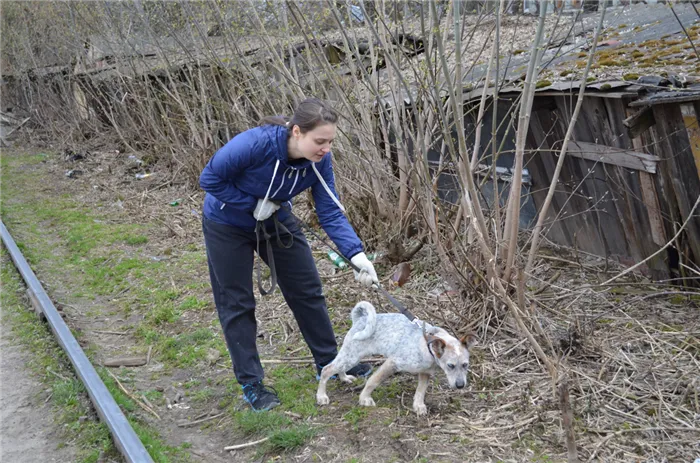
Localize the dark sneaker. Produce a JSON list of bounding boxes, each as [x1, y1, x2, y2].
[[241, 381, 281, 411], [346, 363, 372, 377], [316, 362, 373, 381]]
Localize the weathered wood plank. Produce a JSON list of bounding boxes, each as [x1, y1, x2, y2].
[[629, 93, 700, 107], [526, 108, 573, 247], [681, 103, 700, 182], [586, 161, 630, 258], [567, 141, 660, 173], [628, 106, 668, 250], [623, 106, 656, 139], [604, 98, 634, 149], [534, 91, 638, 99], [651, 104, 700, 265]]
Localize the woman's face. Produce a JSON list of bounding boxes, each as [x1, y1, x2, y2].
[[291, 123, 336, 162]]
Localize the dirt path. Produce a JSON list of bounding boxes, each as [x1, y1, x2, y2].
[[0, 319, 77, 462]]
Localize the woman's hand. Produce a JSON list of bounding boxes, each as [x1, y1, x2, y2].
[[253, 199, 280, 221], [350, 252, 378, 287]]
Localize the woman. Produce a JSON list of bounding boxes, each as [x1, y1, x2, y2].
[[199, 98, 378, 411]]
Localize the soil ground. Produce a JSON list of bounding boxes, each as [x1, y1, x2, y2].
[[0, 318, 78, 463]]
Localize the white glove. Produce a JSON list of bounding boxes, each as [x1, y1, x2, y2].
[[350, 252, 379, 288], [253, 198, 280, 221]]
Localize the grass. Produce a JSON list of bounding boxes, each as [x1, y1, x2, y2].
[[266, 425, 317, 451], [2, 149, 224, 375], [232, 409, 318, 453], [342, 406, 369, 427], [0, 150, 214, 461], [373, 377, 405, 403], [233, 410, 292, 435], [267, 364, 319, 418], [0, 249, 188, 462]]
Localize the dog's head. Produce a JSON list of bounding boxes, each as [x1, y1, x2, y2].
[[425, 332, 477, 389]]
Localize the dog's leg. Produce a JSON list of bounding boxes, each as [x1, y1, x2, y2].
[[412, 373, 430, 416], [316, 362, 342, 406], [358, 359, 396, 407]]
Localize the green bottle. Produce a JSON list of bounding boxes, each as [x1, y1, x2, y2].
[[327, 251, 347, 268]]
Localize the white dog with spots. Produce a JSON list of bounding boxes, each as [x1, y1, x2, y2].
[[316, 301, 476, 416]]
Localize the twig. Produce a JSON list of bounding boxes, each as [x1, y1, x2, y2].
[[224, 437, 270, 451], [692, 2, 700, 19], [503, 0, 549, 281], [534, 270, 562, 295], [559, 378, 578, 463], [107, 371, 161, 420], [46, 367, 70, 381], [141, 394, 156, 411], [458, 414, 537, 432], [146, 345, 153, 365], [92, 330, 130, 336], [178, 412, 225, 428]]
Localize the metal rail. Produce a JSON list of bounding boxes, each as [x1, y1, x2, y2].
[[0, 220, 154, 463]]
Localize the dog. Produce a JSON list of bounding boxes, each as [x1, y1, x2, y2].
[[316, 301, 476, 416]]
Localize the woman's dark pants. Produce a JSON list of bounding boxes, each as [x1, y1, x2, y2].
[[202, 215, 338, 385]]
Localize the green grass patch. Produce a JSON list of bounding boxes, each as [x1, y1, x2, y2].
[[152, 328, 221, 368], [178, 295, 210, 311], [342, 406, 369, 426], [266, 425, 318, 451], [267, 364, 319, 417], [373, 377, 405, 403], [233, 410, 292, 435]]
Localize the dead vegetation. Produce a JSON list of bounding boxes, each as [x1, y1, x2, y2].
[[2, 1, 700, 461], [4, 142, 692, 462]]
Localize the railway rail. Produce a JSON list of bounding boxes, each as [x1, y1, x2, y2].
[[1, 220, 154, 463]]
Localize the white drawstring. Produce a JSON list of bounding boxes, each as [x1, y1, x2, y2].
[[270, 166, 289, 198], [312, 162, 346, 212], [288, 169, 300, 195], [263, 159, 281, 203]]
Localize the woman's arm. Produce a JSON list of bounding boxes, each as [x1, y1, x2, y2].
[[311, 155, 364, 259], [199, 132, 259, 210]]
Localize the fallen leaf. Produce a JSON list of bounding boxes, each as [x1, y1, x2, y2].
[[392, 262, 411, 287]]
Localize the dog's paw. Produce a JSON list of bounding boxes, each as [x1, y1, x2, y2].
[[339, 374, 355, 384], [413, 403, 428, 416], [317, 394, 330, 406], [359, 396, 376, 407]]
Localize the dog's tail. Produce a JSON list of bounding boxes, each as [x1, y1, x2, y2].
[[351, 301, 377, 341]]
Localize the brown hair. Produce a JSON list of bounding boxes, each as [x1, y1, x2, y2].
[[260, 98, 338, 133]]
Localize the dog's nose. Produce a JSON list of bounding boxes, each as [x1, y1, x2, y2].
[[455, 380, 465, 389]]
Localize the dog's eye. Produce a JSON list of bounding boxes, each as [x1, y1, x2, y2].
[[462, 363, 468, 369], [447, 363, 455, 369]]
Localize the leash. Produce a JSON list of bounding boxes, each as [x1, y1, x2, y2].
[[255, 214, 293, 296], [279, 206, 418, 323]]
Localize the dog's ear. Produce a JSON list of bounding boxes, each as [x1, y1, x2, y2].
[[460, 333, 477, 349], [427, 336, 446, 358]]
